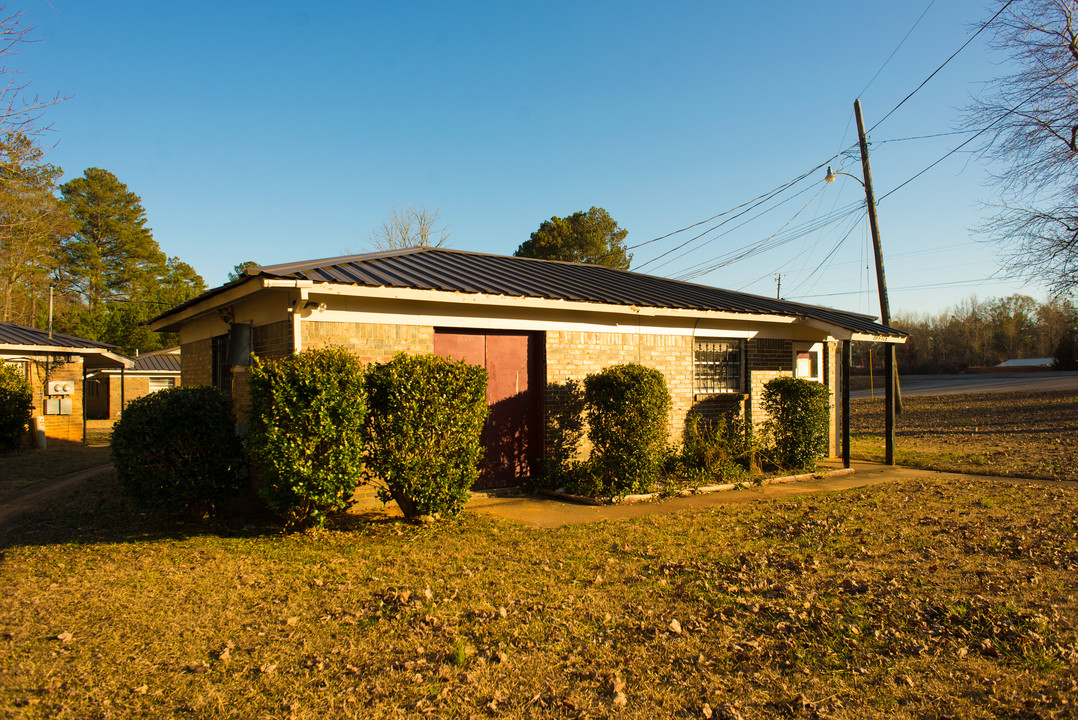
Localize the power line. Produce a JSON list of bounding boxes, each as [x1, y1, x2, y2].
[[629, 152, 847, 260], [868, 0, 1016, 133], [640, 183, 842, 276], [876, 63, 1070, 203], [876, 129, 977, 144], [789, 276, 1016, 300], [675, 187, 847, 281], [856, 0, 938, 99]]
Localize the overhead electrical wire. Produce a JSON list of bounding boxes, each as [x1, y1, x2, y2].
[[630, 152, 848, 259], [877, 61, 1073, 203], [856, 0, 938, 99], [868, 0, 1016, 133], [640, 182, 844, 276], [632, 0, 1018, 298], [783, 210, 868, 298], [789, 275, 1016, 300]]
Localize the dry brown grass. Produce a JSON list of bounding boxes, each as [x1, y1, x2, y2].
[[850, 390, 1077, 482], [1, 468, 1076, 719]]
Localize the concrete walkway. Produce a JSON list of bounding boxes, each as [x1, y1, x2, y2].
[[465, 461, 1078, 528], [3, 460, 1074, 535]]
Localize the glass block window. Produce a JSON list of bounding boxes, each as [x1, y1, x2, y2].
[[148, 377, 176, 393], [694, 338, 742, 394]]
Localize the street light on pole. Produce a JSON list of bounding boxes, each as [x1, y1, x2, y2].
[[824, 99, 900, 465]]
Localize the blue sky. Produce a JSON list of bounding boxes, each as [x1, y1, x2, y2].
[[17, 0, 1049, 317]]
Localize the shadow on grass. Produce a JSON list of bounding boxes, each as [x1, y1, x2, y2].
[[0, 471, 412, 551]]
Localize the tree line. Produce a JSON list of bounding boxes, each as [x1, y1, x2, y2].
[[881, 294, 1078, 374], [0, 10, 204, 355], [0, 135, 205, 354]]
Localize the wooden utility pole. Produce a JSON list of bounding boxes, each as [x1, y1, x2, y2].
[[854, 99, 898, 464], [775, 273, 782, 299]]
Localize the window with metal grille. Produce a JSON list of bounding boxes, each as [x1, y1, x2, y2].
[[694, 338, 742, 394]]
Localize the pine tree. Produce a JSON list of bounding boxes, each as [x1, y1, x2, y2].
[[0, 133, 72, 323]]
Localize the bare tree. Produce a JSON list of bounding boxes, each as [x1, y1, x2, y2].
[[367, 205, 450, 251], [1, 6, 66, 136], [965, 0, 1078, 296]]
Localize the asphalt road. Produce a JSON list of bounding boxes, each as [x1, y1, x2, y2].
[[851, 370, 1078, 399]]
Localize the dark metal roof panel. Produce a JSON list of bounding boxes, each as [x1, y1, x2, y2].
[[133, 354, 181, 373], [0, 321, 119, 350], [150, 247, 906, 338]]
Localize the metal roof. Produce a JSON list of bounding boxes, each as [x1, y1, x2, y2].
[[0, 321, 120, 350], [133, 353, 181, 373], [152, 247, 907, 339]]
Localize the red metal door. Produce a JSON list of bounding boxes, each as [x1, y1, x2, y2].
[[433, 330, 540, 488]]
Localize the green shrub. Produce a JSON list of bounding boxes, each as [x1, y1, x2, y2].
[[537, 379, 586, 488], [364, 353, 488, 519], [111, 386, 245, 513], [584, 363, 671, 496], [679, 412, 750, 484], [0, 362, 32, 453], [247, 347, 368, 527], [761, 376, 831, 470]]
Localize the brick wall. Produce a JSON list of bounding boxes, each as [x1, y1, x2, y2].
[[302, 321, 434, 361], [545, 331, 695, 454], [825, 341, 838, 458], [107, 376, 150, 419], [25, 359, 85, 445], [182, 338, 212, 386], [253, 320, 293, 360], [745, 338, 794, 431]]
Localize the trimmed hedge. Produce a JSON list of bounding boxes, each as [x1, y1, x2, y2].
[[364, 352, 488, 519], [584, 363, 670, 496], [247, 347, 368, 527], [761, 376, 831, 470], [111, 386, 245, 513], [0, 362, 32, 453]]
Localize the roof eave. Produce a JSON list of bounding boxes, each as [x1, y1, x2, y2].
[[147, 277, 274, 332], [0, 345, 133, 369]]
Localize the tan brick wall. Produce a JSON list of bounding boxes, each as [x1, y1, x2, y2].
[[253, 320, 293, 360], [25, 359, 85, 445], [302, 321, 434, 362], [824, 341, 839, 458], [182, 338, 212, 386], [107, 376, 150, 419], [745, 339, 794, 433], [545, 331, 695, 453]]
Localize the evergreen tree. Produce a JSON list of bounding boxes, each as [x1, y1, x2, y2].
[[59, 167, 164, 312], [515, 207, 631, 270], [0, 133, 72, 324], [55, 168, 204, 354]]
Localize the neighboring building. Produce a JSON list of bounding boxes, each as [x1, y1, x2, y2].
[[0, 321, 131, 446], [996, 358, 1054, 369], [85, 347, 182, 419], [148, 247, 907, 489]]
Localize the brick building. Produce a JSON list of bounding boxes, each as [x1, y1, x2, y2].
[[85, 347, 182, 419], [0, 321, 131, 446], [148, 248, 906, 488]]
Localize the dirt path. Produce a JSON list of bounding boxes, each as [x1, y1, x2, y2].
[[0, 464, 113, 536]]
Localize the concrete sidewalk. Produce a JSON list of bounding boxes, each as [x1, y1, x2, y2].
[[4, 460, 1074, 535], [464, 461, 1077, 528]]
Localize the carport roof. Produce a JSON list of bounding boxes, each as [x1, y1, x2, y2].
[[0, 321, 132, 369], [150, 247, 907, 340]]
